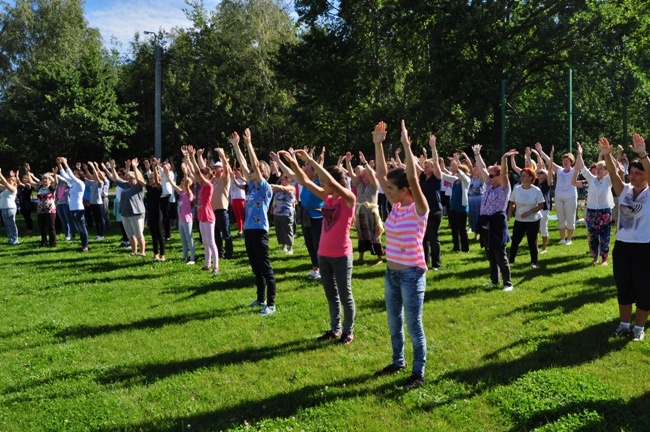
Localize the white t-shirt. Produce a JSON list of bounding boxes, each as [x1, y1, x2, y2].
[[617, 184, 650, 243], [555, 168, 578, 200], [510, 184, 544, 222]]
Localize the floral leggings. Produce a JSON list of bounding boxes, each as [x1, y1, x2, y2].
[[585, 208, 612, 260]]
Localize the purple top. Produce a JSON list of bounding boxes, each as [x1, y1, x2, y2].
[[480, 184, 510, 215]]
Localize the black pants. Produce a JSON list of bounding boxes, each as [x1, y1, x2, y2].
[[613, 241, 650, 310], [510, 219, 540, 265], [423, 210, 442, 269], [149, 209, 165, 256], [245, 229, 276, 306], [20, 207, 34, 231], [486, 242, 511, 287], [90, 203, 105, 236], [449, 210, 469, 252], [214, 209, 233, 258], [303, 216, 323, 269], [119, 221, 128, 242], [160, 196, 171, 239], [38, 213, 57, 246]]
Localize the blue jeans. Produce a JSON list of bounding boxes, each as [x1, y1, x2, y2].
[[385, 266, 427, 376], [214, 209, 233, 258], [1, 207, 18, 242], [71, 210, 89, 247], [56, 203, 76, 239]]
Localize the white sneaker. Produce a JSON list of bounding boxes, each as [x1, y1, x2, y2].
[[531, 263, 538, 269], [314, 272, 321, 281], [281, 246, 288, 253], [503, 284, 514, 292], [187, 260, 195, 265], [632, 327, 645, 342], [565, 240, 572, 245], [558, 239, 566, 245], [307, 270, 319, 278], [285, 248, 293, 255]]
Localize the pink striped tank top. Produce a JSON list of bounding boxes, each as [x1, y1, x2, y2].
[[384, 202, 429, 270]]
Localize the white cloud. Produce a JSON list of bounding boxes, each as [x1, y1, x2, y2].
[[87, 0, 219, 53]]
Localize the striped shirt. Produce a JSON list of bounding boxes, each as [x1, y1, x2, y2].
[[384, 202, 429, 270]]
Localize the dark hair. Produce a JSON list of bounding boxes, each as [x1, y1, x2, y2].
[[387, 167, 409, 190], [326, 165, 347, 187], [630, 160, 645, 172], [200, 167, 213, 178]]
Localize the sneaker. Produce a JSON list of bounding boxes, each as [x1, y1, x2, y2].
[[249, 299, 267, 307], [375, 364, 407, 376], [632, 327, 645, 341], [285, 248, 294, 255], [565, 240, 573, 245], [612, 323, 631, 338], [94, 236, 104, 241], [503, 284, 514, 292], [316, 330, 342, 342], [9, 239, 20, 245], [281, 246, 288, 253], [314, 272, 321, 281], [558, 239, 566, 245], [211, 269, 220, 276], [307, 270, 319, 279], [65, 236, 71, 241], [403, 374, 425, 390], [124, 245, 131, 250], [260, 305, 276, 316], [337, 333, 354, 345], [187, 260, 196, 265], [540, 249, 547, 254], [531, 263, 538, 269]]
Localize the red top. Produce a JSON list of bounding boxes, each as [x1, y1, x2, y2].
[[318, 194, 355, 258]]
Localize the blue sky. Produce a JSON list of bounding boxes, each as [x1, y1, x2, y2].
[[84, 0, 219, 52]]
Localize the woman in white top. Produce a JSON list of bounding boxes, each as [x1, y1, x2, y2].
[[507, 167, 545, 268], [536, 142, 578, 244], [602, 134, 650, 342], [575, 142, 614, 265], [0, 169, 19, 245]]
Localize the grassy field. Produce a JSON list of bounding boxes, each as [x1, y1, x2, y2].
[[1, 215, 649, 432]]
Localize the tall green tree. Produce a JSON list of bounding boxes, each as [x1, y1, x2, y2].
[[0, 0, 135, 170]]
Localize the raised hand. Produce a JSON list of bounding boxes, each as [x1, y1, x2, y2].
[[373, 121, 387, 144], [243, 128, 252, 145], [143, 159, 150, 169], [196, 148, 204, 157], [472, 144, 482, 156], [230, 132, 240, 146], [131, 158, 139, 168], [345, 151, 353, 163], [359, 151, 367, 164], [525, 146, 531, 157], [278, 150, 293, 163], [598, 137, 612, 155], [269, 151, 279, 162], [400, 119, 410, 147], [504, 149, 519, 158], [294, 149, 310, 163], [535, 142, 543, 153], [631, 133, 646, 155], [576, 142, 583, 155], [429, 135, 437, 148]]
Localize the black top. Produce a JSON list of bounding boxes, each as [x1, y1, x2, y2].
[[419, 173, 442, 212], [535, 179, 552, 211], [146, 184, 163, 213]]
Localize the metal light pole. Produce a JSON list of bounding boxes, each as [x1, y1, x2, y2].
[[144, 31, 162, 160]]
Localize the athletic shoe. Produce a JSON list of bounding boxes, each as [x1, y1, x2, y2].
[[540, 249, 547, 254], [307, 270, 319, 279], [316, 330, 342, 342], [565, 240, 573, 245], [281, 246, 288, 253], [249, 299, 267, 307], [187, 260, 196, 265], [558, 239, 566, 245], [531, 263, 538, 269], [314, 272, 322, 281], [9, 239, 20, 245], [124, 245, 131, 250], [260, 305, 276, 316], [94, 236, 104, 241], [403, 374, 425, 390], [285, 248, 294, 255], [612, 323, 631, 338], [65, 236, 71, 241], [632, 327, 645, 342], [337, 333, 354, 345], [375, 364, 407, 376], [211, 269, 220, 276], [79, 246, 89, 253], [503, 284, 514, 292]]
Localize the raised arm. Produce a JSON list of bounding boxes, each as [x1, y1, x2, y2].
[[215, 148, 231, 182], [0, 169, 17, 194], [279, 150, 325, 201], [300, 150, 355, 208], [183, 145, 210, 185], [373, 121, 390, 198], [531, 148, 545, 170], [230, 132, 250, 183], [600, 137, 624, 197], [400, 120, 428, 216], [270, 151, 296, 180], [130, 158, 147, 187], [501, 150, 517, 189], [473, 144, 489, 183], [510, 152, 522, 175], [242, 129, 263, 185], [535, 142, 561, 173], [630, 132, 650, 174], [358, 151, 378, 188]]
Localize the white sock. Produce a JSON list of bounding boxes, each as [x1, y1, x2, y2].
[[633, 325, 644, 331], [620, 322, 630, 328]]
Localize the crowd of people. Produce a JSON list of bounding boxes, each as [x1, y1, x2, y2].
[[1, 123, 649, 390]]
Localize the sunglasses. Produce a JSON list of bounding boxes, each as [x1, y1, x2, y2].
[[488, 174, 496, 178]]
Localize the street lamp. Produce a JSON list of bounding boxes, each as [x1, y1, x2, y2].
[[144, 31, 162, 160]]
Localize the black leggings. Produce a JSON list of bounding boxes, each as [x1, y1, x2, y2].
[[149, 209, 165, 256], [245, 229, 276, 306], [509, 220, 540, 265]]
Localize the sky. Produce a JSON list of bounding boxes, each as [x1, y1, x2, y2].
[[84, 0, 219, 53]]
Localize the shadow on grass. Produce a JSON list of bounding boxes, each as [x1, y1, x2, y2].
[[98, 373, 405, 431], [505, 392, 650, 432], [97, 338, 326, 389], [55, 307, 244, 340], [426, 320, 627, 408]]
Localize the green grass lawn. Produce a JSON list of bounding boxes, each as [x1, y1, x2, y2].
[[1, 217, 649, 431]]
